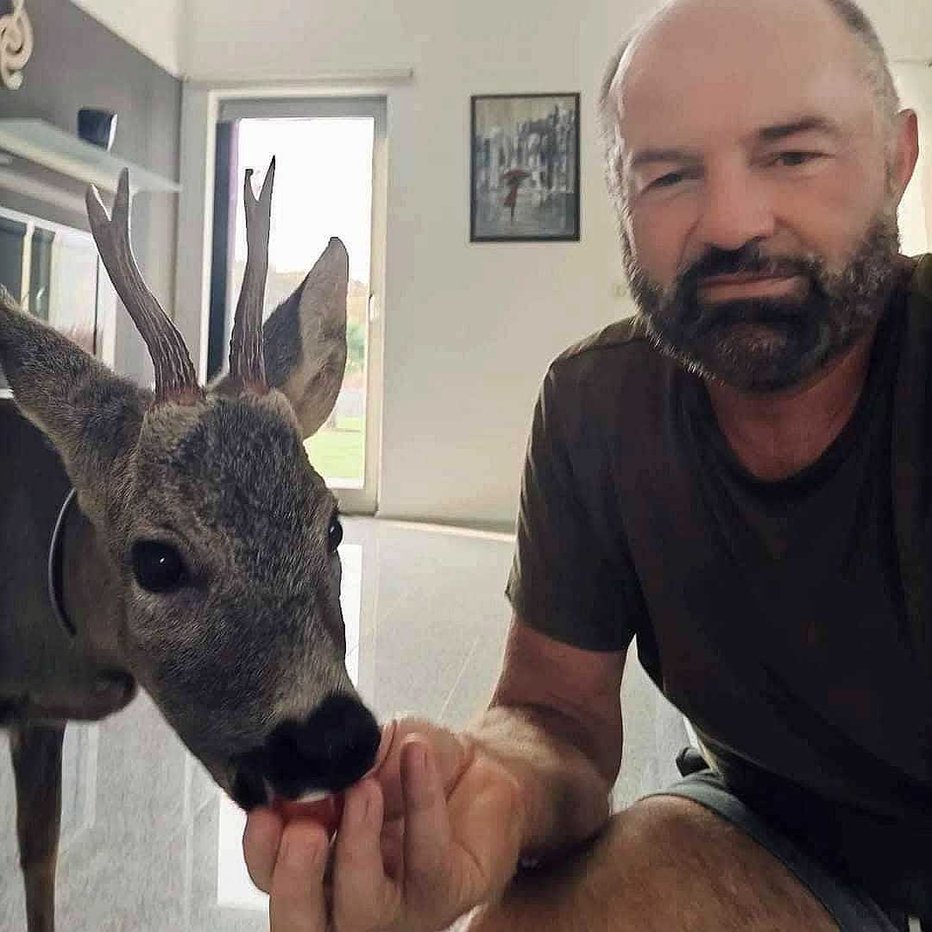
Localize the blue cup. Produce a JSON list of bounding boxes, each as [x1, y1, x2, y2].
[[77, 109, 117, 151]]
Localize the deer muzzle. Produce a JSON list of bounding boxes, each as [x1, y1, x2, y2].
[[230, 692, 381, 810]]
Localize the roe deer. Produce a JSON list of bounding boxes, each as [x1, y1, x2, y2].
[[0, 162, 380, 931]]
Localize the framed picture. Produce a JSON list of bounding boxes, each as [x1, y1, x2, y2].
[[470, 93, 580, 243]]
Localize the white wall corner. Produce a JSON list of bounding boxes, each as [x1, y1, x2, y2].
[[68, 0, 183, 77], [895, 63, 932, 256], [174, 85, 218, 382]]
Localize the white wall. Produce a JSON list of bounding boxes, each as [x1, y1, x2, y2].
[[67, 0, 181, 391], [180, 0, 658, 528], [895, 63, 932, 255], [179, 0, 932, 528], [69, 0, 182, 76]]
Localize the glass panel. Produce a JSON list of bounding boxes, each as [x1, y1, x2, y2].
[[232, 118, 375, 489], [0, 211, 100, 391], [39, 226, 100, 355], [0, 215, 27, 301], [28, 226, 54, 322]]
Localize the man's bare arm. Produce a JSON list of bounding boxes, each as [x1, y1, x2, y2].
[[464, 614, 626, 857]]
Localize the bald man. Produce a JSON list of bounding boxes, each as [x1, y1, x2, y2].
[[244, 1, 932, 929]]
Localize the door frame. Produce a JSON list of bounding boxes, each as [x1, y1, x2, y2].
[[175, 76, 407, 515], [212, 98, 386, 514]]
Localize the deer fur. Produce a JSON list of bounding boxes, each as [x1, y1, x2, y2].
[[0, 164, 376, 931]]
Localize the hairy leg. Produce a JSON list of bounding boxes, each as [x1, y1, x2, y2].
[[466, 796, 838, 932], [10, 723, 66, 932]]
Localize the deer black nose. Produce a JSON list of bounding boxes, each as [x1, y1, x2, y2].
[[233, 693, 381, 808]]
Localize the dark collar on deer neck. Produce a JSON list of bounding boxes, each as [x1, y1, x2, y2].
[[48, 488, 78, 638]]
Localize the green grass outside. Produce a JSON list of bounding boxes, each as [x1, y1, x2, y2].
[[305, 416, 365, 483]]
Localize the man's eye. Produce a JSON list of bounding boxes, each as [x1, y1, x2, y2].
[[772, 151, 821, 168], [647, 172, 686, 190]]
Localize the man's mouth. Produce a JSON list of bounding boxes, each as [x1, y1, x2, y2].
[[699, 273, 803, 302]]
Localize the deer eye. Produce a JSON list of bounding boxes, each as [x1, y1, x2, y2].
[[328, 514, 343, 554], [131, 541, 188, 593]]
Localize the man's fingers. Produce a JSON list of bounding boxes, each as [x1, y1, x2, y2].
[[380, 818, 406, 880], [445, 761, 525, 898], [333, 778, 401, 927], [243, 807, 284, 893], [269, 820, 330, 932], [401, 737, 455, 899], [376, 720, 472, 820]]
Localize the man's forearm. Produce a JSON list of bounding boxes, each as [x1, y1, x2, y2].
[[464, 704, 614, 859]]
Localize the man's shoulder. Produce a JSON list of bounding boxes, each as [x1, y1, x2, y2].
[[547, 315, 663, 392], [538, 316, 671, 434], [556, 314, 650, 362], [554, 315, 653, 365], [909, 253, 932, 303]]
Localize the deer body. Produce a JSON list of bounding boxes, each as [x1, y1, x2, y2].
[[0, 400, 134, 723], [0, 165, 380, 931], [1, 403, 136, 932]]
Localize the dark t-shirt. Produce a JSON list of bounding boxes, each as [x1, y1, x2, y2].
[[506, 255, 932, 915]]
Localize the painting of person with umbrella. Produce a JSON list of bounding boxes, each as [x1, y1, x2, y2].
[[471, 93, 579, 242], [502, 166, 531, 222]]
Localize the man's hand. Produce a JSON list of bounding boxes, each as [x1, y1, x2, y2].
[[243, 719, 526, 931]]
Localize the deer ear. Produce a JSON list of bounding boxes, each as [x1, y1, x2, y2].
[[261, 237, 349, 439], [0, 292, 144, 513]]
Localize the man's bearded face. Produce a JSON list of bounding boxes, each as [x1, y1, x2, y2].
[[622, 210, 901, 392]]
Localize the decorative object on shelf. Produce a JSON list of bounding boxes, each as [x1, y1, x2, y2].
[[470, 93, 580, 243], [0, 0, 33, 91], [78, 109, 118, 151]]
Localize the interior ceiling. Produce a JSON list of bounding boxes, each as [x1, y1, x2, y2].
[[68, 0, 930, 81]]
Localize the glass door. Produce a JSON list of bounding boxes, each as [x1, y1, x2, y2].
[[0, 206, 116, 393], [210, 98, 387, 514]]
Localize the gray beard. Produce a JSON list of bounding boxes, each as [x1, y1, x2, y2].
[[621, 212, 901, 392]]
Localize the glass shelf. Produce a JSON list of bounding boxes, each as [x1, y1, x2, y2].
[[0, 119, 180, 194]]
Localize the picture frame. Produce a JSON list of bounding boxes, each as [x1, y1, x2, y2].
[[470, 92, 580, 243]]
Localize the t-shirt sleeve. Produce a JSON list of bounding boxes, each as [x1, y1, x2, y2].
[[506, 365, 639, 652]]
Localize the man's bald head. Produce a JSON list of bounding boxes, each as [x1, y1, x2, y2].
[[593, 0, 919, 392], [599, 0, 900, 189]]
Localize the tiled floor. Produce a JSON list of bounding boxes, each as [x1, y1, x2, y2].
[[0, 518, 686, 931]]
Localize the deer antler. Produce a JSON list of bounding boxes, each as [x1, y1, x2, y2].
[[86, 169, 202, 404], [229, 157, 275, 393]]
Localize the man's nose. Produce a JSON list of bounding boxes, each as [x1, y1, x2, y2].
[[695, 163, 776, 253]]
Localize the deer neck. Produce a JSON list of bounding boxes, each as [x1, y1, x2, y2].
[[56, 492, 128, 671]]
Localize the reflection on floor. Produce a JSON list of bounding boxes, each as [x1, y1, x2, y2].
[[0, 518, 686, 930]]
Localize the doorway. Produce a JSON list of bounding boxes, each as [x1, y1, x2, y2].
[[209, 98, 387, 514]]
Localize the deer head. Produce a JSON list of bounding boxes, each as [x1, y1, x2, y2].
[[0, 163, 380, 809]]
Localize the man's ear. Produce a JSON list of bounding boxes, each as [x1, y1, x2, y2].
[[259, 237, 349, 439], [891, 109, 920, 206], [0, 290, 145, 518]]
